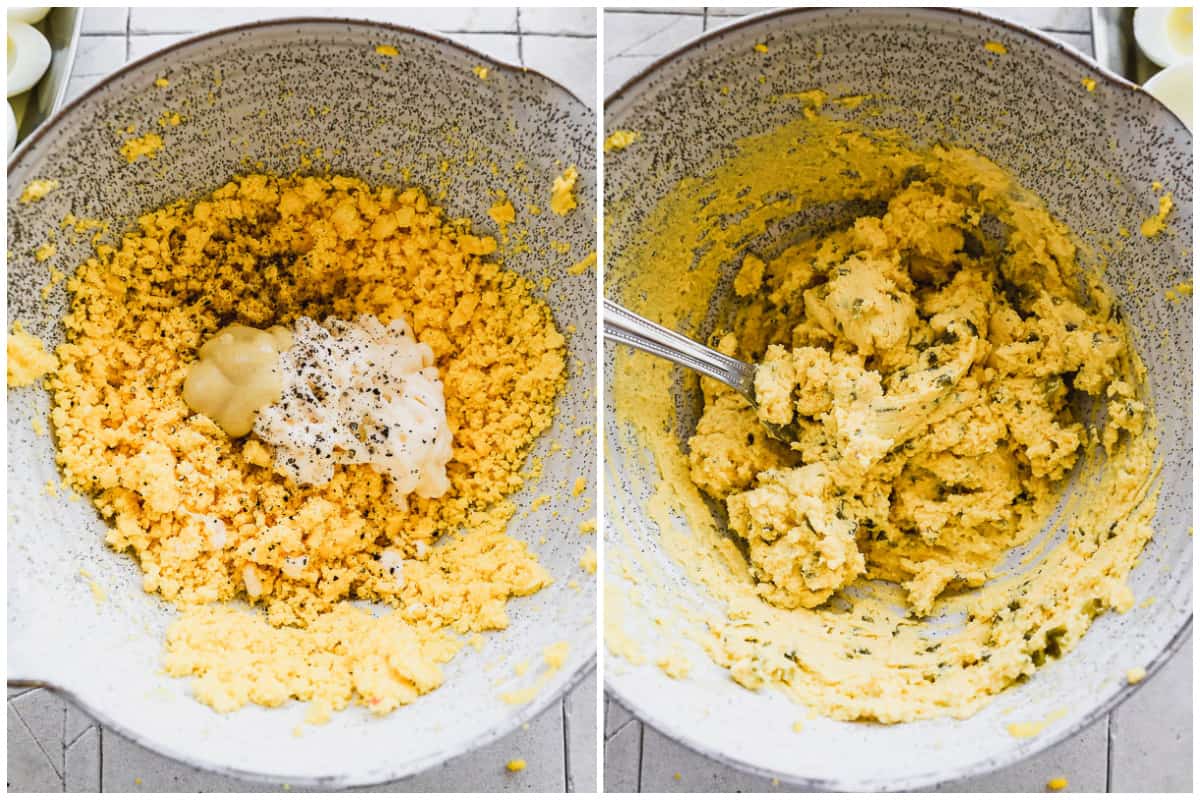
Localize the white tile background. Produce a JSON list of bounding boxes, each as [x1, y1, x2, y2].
[[602, 5, 1192, 794], [64, 7, 597, 107], [6, 6, 596, 794]]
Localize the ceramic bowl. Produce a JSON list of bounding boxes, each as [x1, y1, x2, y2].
[[7, 19, 595, 787], [604, 7, 1191, 791]]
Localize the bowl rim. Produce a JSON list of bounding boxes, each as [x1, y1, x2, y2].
[[602, 5, 1192, 792], [6, 16, 597, 790], [604, 5, 1193, 136], [9, 14, 592, 170]]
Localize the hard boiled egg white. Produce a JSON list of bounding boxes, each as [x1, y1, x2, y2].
[[1134, 6, 1193, 67], [7, 21, 51, 97], [7, 8, 51, 25], [1143, 60, 1193, 130], [7, 100, 17, 155]]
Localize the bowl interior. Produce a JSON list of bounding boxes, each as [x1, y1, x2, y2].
[[7, 19, 596, 787], [604, 8, 1191, 791]]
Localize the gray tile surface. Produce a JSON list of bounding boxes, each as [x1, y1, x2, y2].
[[602, 707, 641, 794], [1109, 633, 1193, 793], [97, 688, 568, 793], [604, 10, 703, 91], [565, 669, 599, 793], [601, 5, 1192, 794], [520, 7, 597, 36], [9, 669, 597, 793], [8, 6, 597, 794], [8, 704, 63, 793], [524, 33, 597, 106]]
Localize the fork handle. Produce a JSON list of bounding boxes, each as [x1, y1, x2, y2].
[[603, 298, 757, 398]]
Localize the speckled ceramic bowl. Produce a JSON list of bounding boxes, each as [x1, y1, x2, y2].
[[7, 19, 595, 787], [604, 7, 1191, 791]]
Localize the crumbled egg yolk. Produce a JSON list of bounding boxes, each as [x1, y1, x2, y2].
[[120, 132, 164, 163], [19, 178, 59, 204], [603, 130, 641, 153], [567, 251, 596, 276], [489, 198, 516, 227]]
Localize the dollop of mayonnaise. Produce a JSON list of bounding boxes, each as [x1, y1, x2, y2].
[[253, 315, 452, 509]]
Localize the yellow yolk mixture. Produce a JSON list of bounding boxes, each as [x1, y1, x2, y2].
[[609, 107, 1159, 723], [47, 173, 567, 718]]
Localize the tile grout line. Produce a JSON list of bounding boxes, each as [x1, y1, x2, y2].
[[515, 8, 524, 66], [60, 700, 68, 791], [1105, 712, 1114, 792], [636, 720, 644, 792], [610, 9, 705, 16], [522, 32, 595, 39], [561, 697, 571, 791], [604, 715, 638, 742], [63, 722, 95, 751]]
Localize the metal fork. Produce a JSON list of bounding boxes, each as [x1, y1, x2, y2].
[[603, 298, 797, 443]]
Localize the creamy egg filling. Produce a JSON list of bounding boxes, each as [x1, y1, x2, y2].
[[608, 105, 1160, 723]]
